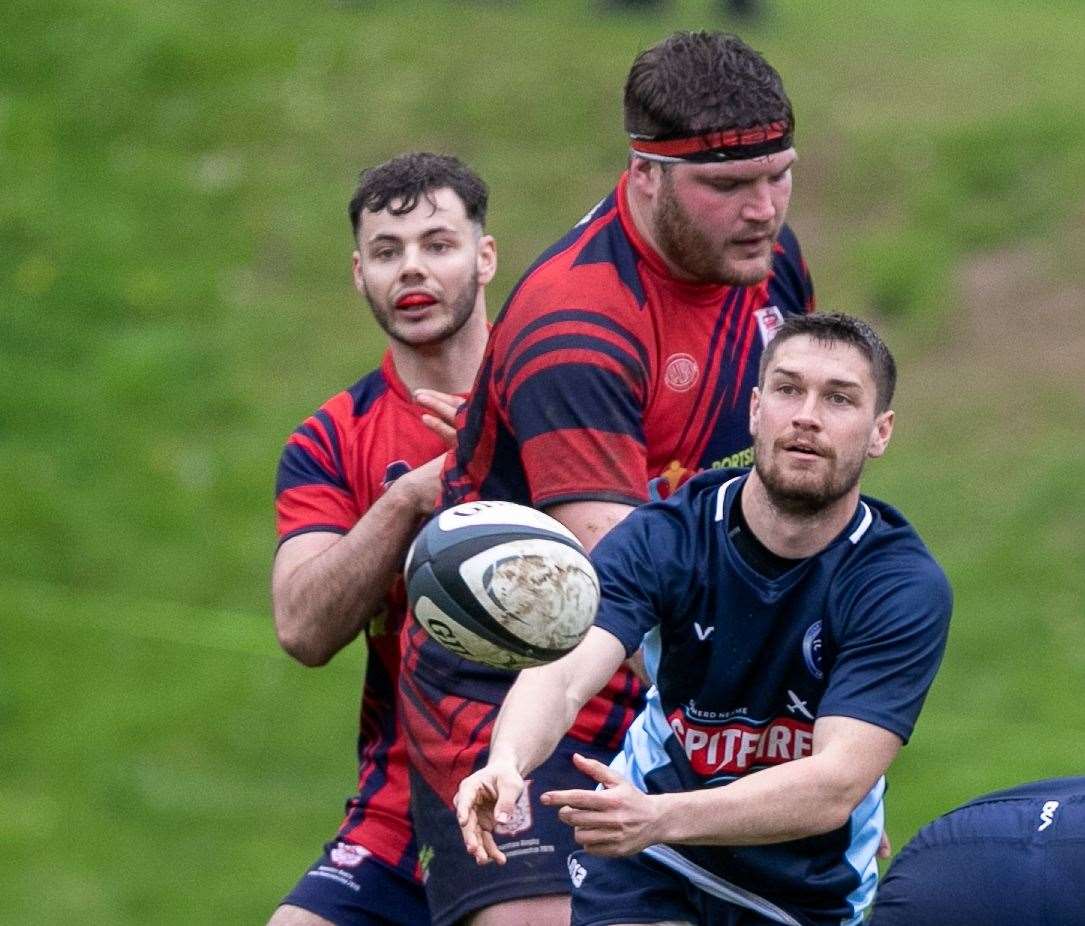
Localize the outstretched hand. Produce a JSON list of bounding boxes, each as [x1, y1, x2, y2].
[[414, 389, 463, 449], [542, 753, 664, 857], [454, 759, 525, 866]]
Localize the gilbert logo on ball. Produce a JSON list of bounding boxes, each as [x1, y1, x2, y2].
[[405, 501, 599, 670]]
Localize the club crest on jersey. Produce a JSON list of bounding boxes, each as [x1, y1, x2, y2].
[[494, 780, 533, 836], [754, 306, 785, 346], [802, 620, 824, 680], [663, 353, 699, 392], [381, 460, 411, 489], [329, 841, 370, 868]]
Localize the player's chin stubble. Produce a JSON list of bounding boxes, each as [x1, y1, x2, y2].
[[655, 191, 774, 287], [365, 272, 479, 348]]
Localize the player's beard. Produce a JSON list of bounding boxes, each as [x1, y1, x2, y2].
[[653, 170, 777, 286], [752, 431, 867, 517], [365, 269, 479, 348]]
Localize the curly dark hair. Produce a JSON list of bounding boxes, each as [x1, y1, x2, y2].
[[348, 152, 488, 239], [624, 31, 793, 140], [758, 313, 897, 413]]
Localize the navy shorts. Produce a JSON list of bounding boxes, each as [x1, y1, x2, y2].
[[870, 777, 1085, 925], [569, 850, 812, 926], [410, 735, 617, 926], [279, 838, 430, 926]]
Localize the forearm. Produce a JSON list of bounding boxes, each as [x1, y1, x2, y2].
[[655, 718, 900, 847], [490, 665, 583, 776], [274, 485, 424, 665], [490, 627, 627, 775], [656, 754, 865, 847]]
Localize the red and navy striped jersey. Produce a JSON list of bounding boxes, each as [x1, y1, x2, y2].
[[403, 172, 814, 736], [276, 352, 445, 880]]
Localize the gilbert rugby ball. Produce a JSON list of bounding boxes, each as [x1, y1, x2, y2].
[[405, 501, 599, 670]]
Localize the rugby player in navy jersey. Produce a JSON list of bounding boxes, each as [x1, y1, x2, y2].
[[870, 777, 1085, 925], [269, 153, 496, 926], [456, 314, 952, 926], [399, 32, 815, 926]]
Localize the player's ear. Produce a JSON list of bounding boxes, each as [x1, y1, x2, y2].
[[628, 156, 663, 200], [748, 386, 762, 438], [476, 234, 497, 287], [866, 409, 894, 459], [351, 250, 366, 294]]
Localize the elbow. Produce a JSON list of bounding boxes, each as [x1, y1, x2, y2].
[[274, 611, 334, 668], [813, 782, 869, 836]]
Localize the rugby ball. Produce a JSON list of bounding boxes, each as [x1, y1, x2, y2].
[[405, 501, 599, 670]]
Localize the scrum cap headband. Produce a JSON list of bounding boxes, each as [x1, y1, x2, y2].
[[629, 121, 792, 164]]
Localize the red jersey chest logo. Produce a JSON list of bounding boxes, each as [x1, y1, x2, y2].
[[663, 353, 700, 392]]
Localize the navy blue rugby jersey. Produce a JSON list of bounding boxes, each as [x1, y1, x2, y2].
[[871, 776, 1085, 925], [590, 468, 952, 926]]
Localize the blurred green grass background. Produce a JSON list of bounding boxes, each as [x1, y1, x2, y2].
[[2, 0, 1083, 921]]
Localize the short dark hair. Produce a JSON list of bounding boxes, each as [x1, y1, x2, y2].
[[624, 31, 793, 140], [348, 152, 488, 239], [758, 313, 897, 413]]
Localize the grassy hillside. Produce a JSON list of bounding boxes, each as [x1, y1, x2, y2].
[[2, 1, 1083, 921]]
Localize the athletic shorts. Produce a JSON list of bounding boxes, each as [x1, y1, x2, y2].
[[409, 735, 617, 926], [279, 838, 430, 926], [870, 788, 1085, 925], [569, 850, 818, 926]]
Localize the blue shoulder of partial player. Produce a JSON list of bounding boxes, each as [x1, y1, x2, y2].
[[818, 496, 952, 743], [769, 223, 815, 313]]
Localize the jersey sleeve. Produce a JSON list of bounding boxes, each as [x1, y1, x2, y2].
[[494, 304, 650, 508], [590, 497, 696, 656], [819, 558, 952, 743], [275, 401, 359, 543]]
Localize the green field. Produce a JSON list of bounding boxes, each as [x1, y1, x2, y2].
[[3, 1, 1084, 921]]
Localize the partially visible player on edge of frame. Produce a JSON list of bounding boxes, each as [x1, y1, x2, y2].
[[457, 313, 953, 926], [870, 776, 1085, 925], [269, 152, 496, 926], [398, 30, 815, 926]]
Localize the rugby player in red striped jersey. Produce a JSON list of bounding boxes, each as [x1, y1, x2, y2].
[[398, 32, 818, 926], [269, 153, 495, 926]]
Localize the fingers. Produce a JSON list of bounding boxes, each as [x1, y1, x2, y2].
[[877, 830, 892, 859], [415, 389, 463, 424], [541, 787, 612, 810], [420, 414, 458, 448], [571, 751, 625, 787]]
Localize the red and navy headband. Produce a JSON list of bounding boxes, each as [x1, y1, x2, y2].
[[629, 121, 792, 163]]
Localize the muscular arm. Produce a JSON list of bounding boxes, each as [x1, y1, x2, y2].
[[272, 456, 442, 667], [548, 715, 901, 858], [658, 715, 900, 845], [491, 627, 627, 773]]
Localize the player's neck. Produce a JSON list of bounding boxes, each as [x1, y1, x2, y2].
[[390, 305, 488, 395], [740, 471, 861, 559]]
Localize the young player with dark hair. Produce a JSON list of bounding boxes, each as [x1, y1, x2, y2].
[[457, 313, 951, 926], [269, 152, 496, 926], [870, 777, 1085, 925], [399, 31, 815, 926]]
